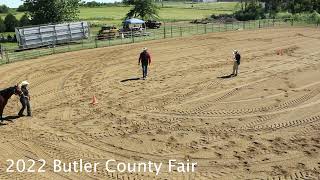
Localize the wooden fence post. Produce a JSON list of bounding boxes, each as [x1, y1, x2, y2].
[[0, 45, 4, 60], [259, 20, 261, 28], [131, 30, 135, 43], [5, 51, 10, 64], [95, 38, 98, 48], [273, 18, 275, 27], [196, 23, 199, 34], [163, 22, 166, 39]]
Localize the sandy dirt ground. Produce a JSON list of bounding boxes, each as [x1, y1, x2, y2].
[[0, 27, 320, 179]]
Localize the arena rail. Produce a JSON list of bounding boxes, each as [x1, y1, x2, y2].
[[0, 18, 318, 65]]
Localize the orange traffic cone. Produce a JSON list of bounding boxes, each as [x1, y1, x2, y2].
[[277, 49, 284, 56], [91, 95, 98, 105]]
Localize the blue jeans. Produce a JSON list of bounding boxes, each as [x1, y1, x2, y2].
[[19, 96, 31, 116], [142, 64, 148, 78]]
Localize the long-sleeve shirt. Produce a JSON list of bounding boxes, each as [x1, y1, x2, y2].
[[139, 52, 152, 65], [21, 86, 29, 98]]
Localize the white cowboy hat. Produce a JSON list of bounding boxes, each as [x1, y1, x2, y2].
[[142, 47, 148, 51], [20, 80, 29, 86], [233, 50, 238, 54]]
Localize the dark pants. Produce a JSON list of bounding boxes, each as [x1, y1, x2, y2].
[[19, 96, 31, 116], [142, 64, 148, 78]]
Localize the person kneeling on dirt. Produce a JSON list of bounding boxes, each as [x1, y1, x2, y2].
[[138, 47, 152, 80], [18, 81, 31, 117], [232, 50, 241, 76]]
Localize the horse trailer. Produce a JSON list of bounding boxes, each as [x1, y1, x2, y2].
[[15, 21, 90, 50]]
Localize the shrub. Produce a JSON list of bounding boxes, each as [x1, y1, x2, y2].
[[306, 11, 320, 23], [4, 13, 19, 32], [234, 3, 265, 21], [17, 4, 28, 12], [276, 11, 320, 24], [7, 34, 12, 41], [275, 12, 293, 20], [20, 14, 31, 27]]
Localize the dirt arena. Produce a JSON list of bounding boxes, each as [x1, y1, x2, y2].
[[0, 27, 320, 179]]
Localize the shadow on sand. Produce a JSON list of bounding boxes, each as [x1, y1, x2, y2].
[[217, 74, 234, 79], [120, 77, 141, 82], [0, 115, 20, 126], [1, 115, 20, 123]]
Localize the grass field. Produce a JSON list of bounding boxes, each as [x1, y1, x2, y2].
[[1, 2, 237, 26], [80, 2, 237, 26]]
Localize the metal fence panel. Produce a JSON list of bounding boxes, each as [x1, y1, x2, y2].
[[15, 21, 89, 49]]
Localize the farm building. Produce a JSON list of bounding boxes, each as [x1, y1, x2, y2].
[[15, 22, 90, 50]]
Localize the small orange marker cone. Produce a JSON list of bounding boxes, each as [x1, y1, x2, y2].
[[91, 95, 98, 105], [277, 49, 284, 56]]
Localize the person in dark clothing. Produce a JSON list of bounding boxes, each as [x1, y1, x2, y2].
[[18, 81, 31, 117], [232, 50, 241, 76], [138, 47, 152, 80]]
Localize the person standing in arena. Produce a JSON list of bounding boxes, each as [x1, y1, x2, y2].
[[18, 81, 32, 117], [138, 47, 152, 80], [232, 50, 241, 76]]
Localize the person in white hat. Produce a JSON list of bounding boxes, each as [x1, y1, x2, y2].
[[232, 50, 241, 76], [138, 47, 152, 80], [18, 80, 31, 117]]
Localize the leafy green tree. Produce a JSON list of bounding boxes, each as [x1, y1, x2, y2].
[[235, 0, 265, 20], [260, 0, 281, 17], [24, 0, 80, 25], [0, 17, 6, 33], [123, 0, 159, 20], [4, 13, 19, 32], [17, 4, 28, 12], [0, 5, 9, 13], [20, 14, 31, 27]]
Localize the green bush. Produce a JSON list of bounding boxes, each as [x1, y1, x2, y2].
[[20, 14, 31, 27], [276, 11, 320, 24], [309, 11, 320, 23], [17, 4, 28, 12], [4, 13, 19, 32], [234, 3, 265, 21], [275, 12, 293, 20]]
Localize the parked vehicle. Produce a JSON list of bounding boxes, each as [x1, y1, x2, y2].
[[96, 25, 120, 40], [145, 20, 161, 29]]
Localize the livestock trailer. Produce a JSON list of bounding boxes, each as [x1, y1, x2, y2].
[[15, 21, 90, 50]]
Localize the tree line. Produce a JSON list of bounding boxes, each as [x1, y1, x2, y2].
[[236, 0, 320, 20]]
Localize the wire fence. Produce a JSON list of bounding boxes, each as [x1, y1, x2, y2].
[[0, 18, 318, 65]]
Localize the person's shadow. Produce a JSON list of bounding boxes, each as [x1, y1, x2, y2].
[[217, 74, 234, 79], [0, 115, 20, 125], [120, 77, 141, 82]]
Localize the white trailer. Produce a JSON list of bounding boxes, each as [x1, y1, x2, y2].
[[15, 21, 90, 50]]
